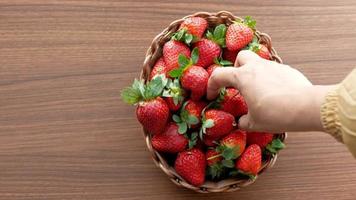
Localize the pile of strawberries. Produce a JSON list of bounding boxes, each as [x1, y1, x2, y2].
[[122, 16, 285, 187]]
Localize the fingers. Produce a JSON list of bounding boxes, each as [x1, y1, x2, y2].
[[207, 67, 241, 100], [237, 114, 251, 130], [234, 50, 261, 67]]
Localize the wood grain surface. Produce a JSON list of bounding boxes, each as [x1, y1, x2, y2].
[[1, 0, 356, 199]]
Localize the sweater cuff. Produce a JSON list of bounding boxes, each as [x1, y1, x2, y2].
[[320, 90, 343, 142]]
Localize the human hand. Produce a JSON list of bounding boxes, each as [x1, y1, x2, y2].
[[207, 50, 334, 132]]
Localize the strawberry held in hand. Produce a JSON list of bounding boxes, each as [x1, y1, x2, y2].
[[247, 39, 271, 60], [218, 88, 248, 117], [169, 48, 209, 101], [206, 58, 233, 76], [175, 148, 206, 186], [235, 144, 262, 176], [247, 132, 285, 153], [226, 16, 256, 51], [200, 109, 235, 140], [152, 123, 188, 153], [121, 75, 169, 135]]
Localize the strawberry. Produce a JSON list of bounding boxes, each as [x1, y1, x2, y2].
[[172, 99, 207, 133], [222, 48, 239, 63], [206, 148, 224, 179], [193, 24, 226, 68], [162, 79, 184, 112], [163, 40, 190, 71], [175, 148, 206, 186], [206, 58, 233, 76], [169, 48, 209, 101], [218, 88, 248, 117], [219, 130, 247, 159], [247, 132, 285, 153], [175, 17, 208, 43], [203, 135, 218, 147], [152, 123, 188, 153], [121, 75, 169, 135], [149, 57, 168, 80], [246, 132, 274, 148], [226, 16, 256, 51], [247, 39, 271, 60], [235, 144, 262, 176], [200, 109, 235, 140]]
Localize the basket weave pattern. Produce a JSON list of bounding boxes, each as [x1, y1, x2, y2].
[[140, 11, 286, 193]]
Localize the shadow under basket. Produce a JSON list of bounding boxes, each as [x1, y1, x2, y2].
[[140, 11, 287, 193]]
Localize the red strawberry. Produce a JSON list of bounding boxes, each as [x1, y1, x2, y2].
[[201, 109, 235, 140], [193, 39, 221, 68], [247, 38, 271, 60], [222, 48, 239, 63], [152, 123, 188, 153], [220, 130, 247, 158], [163, 40, 190, 71], [173, 100, 207, 133], [219, 88, 248, 117], [203, 135, 218, 147], [206, 148, 224, 179], [149, 58, 167, 80], [175, 148, 206, 186], [247, 132, 274, 148], [235, 144, 261, 176], [179, 17, 208, 39], [206, 148, 222, 166], [181, 65, 209, 100], [136, 97, 169, 135], [254, 44, 271, 60], [226, 16, 256, 51], [122, 76, 169, 135], [165, 97, 183, 112]]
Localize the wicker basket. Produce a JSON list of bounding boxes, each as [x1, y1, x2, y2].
[[140, 11, 286, 193]]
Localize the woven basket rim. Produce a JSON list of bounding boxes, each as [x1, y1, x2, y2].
[[140, 11, 286, 193]]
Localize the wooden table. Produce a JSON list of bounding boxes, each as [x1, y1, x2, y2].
[[1, 0, 356, 199]]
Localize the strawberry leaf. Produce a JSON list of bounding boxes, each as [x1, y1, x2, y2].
[[121, 86, 142, 105], [207, 164, 225, 179], [178, 54, 190, 68], [244, 16, 256, 30], [184, 33, 193, 44], [178, 122, 187, 134], [214, 24, 226, 40], [221, 159, 234, 168], [204, 119, 215, 128], [221, 148, 235, 160], [188, 132, 198, 149], [219, 60, 233, 66], [187, 115, 199, 125], [172, 114, 181, 123], [191, 47, 199, 64], [173, 96, 179, 105], [266, 138, 285, 154], [144, 75, 167, 99], [169, 68, 183, 78]]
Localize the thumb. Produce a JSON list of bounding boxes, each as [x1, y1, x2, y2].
[[238, 114, 252, 130]]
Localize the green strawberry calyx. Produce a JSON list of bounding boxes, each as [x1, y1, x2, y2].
[[162, 78, 184, 106], [216, 144, 240, 160], [245, 37, 261, 53], [207, 163, 225, 179], [121, 74, 168, 105], [172, 102, 199, 134], [213, 58, 233, 66], [169, 47, 199, 79], [235, 16, 256, 30], [206, 24, 227, 47], [171, 28, 199, 45], [199, 116, 215, 140], [265, 138, 286, 154], [229, 169, 257, 180], [188, 132, 198, 149]]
